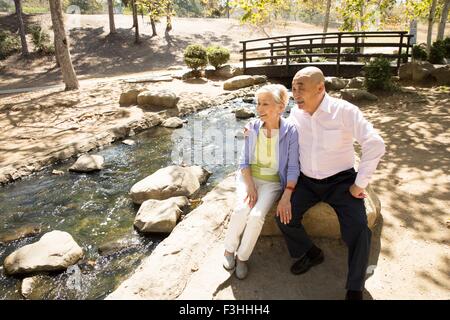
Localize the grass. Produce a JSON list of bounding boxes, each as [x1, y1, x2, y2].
[[23, 6, 49, 14]]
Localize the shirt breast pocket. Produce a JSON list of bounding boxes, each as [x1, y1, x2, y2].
[[322, 129, 343, 150]]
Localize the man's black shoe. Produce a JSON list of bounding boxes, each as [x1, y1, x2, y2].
[[290, 249, 324, 275], [345, 290, 363, 300]]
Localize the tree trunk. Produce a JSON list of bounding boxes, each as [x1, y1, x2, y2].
[[322, 0, 331, 44], [14, 0, 28, 56], [437, 0, 450, 41], [49, 0, 79, 90], [359, 1, 365, 54], [107, 0, 116, 34], [427, 0, 438, 53], [132, 0, 139, 43], [166, 1, 172, 32], [150, 17, 157, 36]]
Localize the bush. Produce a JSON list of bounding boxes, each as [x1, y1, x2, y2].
[[363, 57, 393, 92], [184, 44, 208, 73], [28, 25, 54, 55], [412, 44, 427, 61], [342, 47, 359, 62], [0, 30, 20, 60], [206, 45, 230, 69], [289, 49, 308, 63], [428, 40, 446, 64], [443, 37, 450, 58]]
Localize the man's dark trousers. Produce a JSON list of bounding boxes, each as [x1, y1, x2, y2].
[[276, 168, 371, 291]]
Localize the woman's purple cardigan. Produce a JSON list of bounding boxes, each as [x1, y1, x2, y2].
[[238, 117, 300, 189]]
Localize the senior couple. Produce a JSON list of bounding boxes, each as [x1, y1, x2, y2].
[[222, 66, 386, 300]]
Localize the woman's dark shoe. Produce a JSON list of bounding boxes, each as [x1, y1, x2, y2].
[[290, 249, 324, 275], [345, 290, 363, 300]]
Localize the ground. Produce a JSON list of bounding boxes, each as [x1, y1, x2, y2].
[[0, 15, 449, 300]]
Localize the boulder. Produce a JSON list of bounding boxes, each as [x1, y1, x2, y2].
[[134, 196, 190, 233], [3, 230, 83, 275], [137, 90, 179, 109], [235, 107, 255, 119], [69, 154, 104, 172], [325, 77, 349, 91], [161, 117, 184, 128], [431, 65, 450, 85], [399, 62, 435, 81], [130, 165, 211, 204], [347, 77, 365, 89], [340, 89, 378, 102], [223, 75, 267, 90], [261, 185, 381, 239], [119, 89, 143, 106], [122, 139, 136, 146]]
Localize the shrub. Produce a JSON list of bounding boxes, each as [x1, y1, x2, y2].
[[28, 25, 54, 55], [324, 47, 338, 54], [428, 40, 445, 64], [0, 30, 20, 60], [363, 57, 393, 92], [443, 37, 450, 58], [206, 45, 230, 69], [412, 44, 427, 61], [342, 47, 358, 62], [184, 44, 208, 74], [289, 49, 308, 63]]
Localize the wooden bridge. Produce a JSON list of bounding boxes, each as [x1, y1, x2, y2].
[[240, 31, 413, 80]]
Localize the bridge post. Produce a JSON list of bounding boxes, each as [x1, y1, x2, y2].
[[286, 36, 290, 71], [242, 42, 247, 72], [397, 33, 404, 72], [270, 43, 274, 64], [336, 33, 342, 77], [405, 35, 411, 63], [309, 39, 313, 62]]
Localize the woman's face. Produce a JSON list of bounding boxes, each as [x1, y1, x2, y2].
[[256, 92, 284, 123]]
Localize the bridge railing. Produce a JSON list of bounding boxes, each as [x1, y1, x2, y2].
[[240, 31, 413, 76]]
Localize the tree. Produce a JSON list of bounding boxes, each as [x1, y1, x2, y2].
[[108, 0, 116, 34], [437, 0, 450, 40], [49, 0, 79, 90], [322, 0, 332, 44], [14, 0, 28, 56], [166, 0, 173, 33], [139, 0, 167, 36], [131, 0, 140, 43], [427, 0, 438, 53]]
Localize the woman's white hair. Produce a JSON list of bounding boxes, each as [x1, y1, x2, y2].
[[255, 84, 289, 107]]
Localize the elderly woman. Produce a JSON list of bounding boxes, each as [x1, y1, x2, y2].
[[223, 84, 300, 279]]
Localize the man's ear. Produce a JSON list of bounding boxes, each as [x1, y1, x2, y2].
[[317, 82, 325, 94]]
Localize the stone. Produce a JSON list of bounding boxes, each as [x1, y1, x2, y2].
[[98, 235, 141, 256], [223, 75, 267, 90], [347, 77, 365, 89], [52, 170, 64, 176], [431, 65, 450, 85], [0, 224, 42, 245], [21, 277, 38, 299], [399, 62, 435, 81], [3, 230, 83, 275], [235, 107, 255, 119], [69, 154, 104, 172], [261, 184, 381, 239], [137, 90, 180, 109], [130, 165, 211, 204], [340, 89, 378, 102], [161, 117, 184, 128], [119, 89, 143, 106], [134, 196, 190, 233], [122, 139, 136, 146], [325, 77, 349, 91]]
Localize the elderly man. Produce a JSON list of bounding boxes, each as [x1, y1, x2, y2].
[[276, 67, 385, 300]]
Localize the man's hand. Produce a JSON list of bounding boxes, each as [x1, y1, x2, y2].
[[276, 193, 292, 224], [349, 183, 367, 199]]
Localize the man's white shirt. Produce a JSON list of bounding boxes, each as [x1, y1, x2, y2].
[[288, 93, 385, 189]]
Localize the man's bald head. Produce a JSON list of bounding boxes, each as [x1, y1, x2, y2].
[[293, 67, 325, 85]]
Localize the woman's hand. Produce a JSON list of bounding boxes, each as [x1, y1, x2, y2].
[[277, 193, 292, 224], [244, 181, 258, 209]]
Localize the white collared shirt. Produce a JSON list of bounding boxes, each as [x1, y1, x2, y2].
[[289, 93, 385, 188]]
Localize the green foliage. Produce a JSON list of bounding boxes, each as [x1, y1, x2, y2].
[[412, 44, 428, 61], [428, 40, 446, 64], [0, 30, 20, 60], [342, 47, 359, 61], [363, 57, 393, 91], [337, 0, 396, 31], [231, 0, 289, 26], [28, 25, 54, 55], [206, 45, 230, 69], [289, 49, 308, 63], [442, 37, 450, 59], [0, 0, 14, 12], [184, 44, 208, 71], [63, 0, 104, 14]]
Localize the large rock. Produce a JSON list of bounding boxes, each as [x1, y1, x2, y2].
[[119, 89, 143, 106], [134, 196, 190, 233], [340, 89, 378, 102], [223, 75, 267, 90], [431, 65, 450, 85], [261, 185, 381, 239], [3, 231, 83, 275], [325, 77, 349, 91], [137, 90, 180, 109], [161, 117, 184, 128], [69, 154, 104, 172], [399, 62, 435, 81], [347, 77, 365, 89], [130, 165, 211, 204], [235, 107, 255, 119]]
